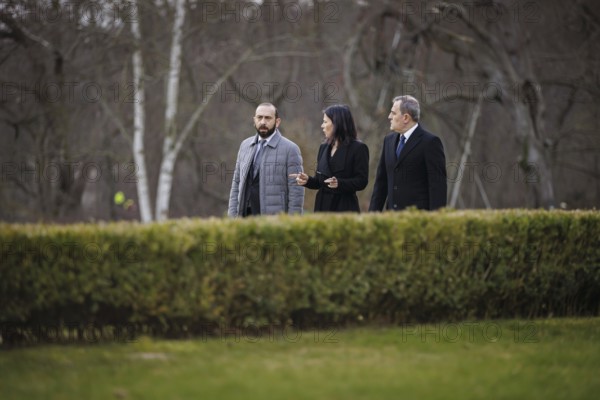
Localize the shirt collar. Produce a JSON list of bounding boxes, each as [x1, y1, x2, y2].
[[255, 130, 277, 146], [402, 123, 419, 141]]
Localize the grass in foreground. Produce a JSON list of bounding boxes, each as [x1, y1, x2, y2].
[[1, 318, 599, 400]]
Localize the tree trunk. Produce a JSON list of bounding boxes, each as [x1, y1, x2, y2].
[[155, 0, 186, 221], [450, 94, 483, 208], [514, 101, 555, 208], [131, 0, 153, 223]]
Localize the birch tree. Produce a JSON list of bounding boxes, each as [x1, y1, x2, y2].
[[154, 0, 186, 222], [129, 0, 153, 222], [125, 0, 253, 221]]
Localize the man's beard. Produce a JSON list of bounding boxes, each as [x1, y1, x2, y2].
[[256, 125, 276, 138]]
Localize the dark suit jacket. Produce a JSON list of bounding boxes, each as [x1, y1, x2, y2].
[[306, 140, 369, 212], [369, 125, 447, 211]]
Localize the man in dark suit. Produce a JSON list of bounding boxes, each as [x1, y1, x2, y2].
[[369, 95, 447, 211]]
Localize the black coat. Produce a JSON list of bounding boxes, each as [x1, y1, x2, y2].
[[369, 125, 447, 211], [306, 140, 369, 212]]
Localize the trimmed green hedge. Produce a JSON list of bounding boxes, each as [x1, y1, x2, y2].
[[1, 210, 599, 338]]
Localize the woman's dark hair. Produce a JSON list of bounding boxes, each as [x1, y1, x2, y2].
[[323, 104, 358, 145]]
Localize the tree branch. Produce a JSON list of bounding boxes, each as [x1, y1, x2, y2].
[[174, 48, 254, 155], [99, 98, 133, 147]]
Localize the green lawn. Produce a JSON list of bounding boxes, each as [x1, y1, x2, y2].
[[1, 318, 599, 399]]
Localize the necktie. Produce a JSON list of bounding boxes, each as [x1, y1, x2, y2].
[[396, 134, 406, 159], [253, 139, 266, 178]]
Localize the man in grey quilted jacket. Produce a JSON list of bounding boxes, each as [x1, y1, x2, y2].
[[228, 103, 304, 217]]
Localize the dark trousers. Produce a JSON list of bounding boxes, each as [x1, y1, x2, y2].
[[243, 171, 260, 217]]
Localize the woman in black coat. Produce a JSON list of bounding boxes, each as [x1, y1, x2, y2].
[[291, 105, 369, 212]]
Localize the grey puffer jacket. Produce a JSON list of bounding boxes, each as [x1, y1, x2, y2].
[[228, 129, 304, 217]]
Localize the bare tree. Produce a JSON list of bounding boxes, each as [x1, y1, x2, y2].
[[1, 0, 598, 221], [339, 0, 597, 208]]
